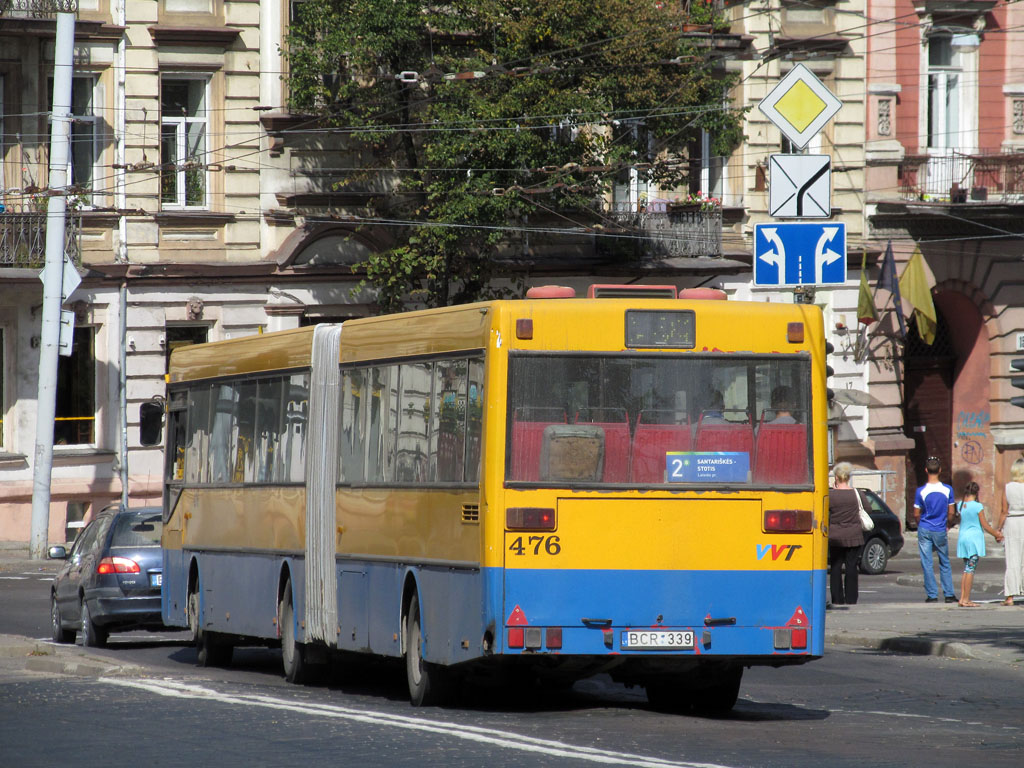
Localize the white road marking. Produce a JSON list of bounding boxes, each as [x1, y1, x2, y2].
[[0, 576, 29, 580], [103, 678, 734, 768], [829, 708, 1019, 731]]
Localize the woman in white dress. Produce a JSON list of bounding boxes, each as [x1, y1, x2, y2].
[[997, 458, 1024, 606]]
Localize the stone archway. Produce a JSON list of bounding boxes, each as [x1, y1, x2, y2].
[[937, 290, 994, 504], [902, 288, 993, 515]]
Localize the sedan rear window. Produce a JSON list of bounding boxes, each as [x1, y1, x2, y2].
[[111, 513, 162, 547]]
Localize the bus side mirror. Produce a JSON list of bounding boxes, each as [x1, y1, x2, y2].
[[139, 400, 164, 446]]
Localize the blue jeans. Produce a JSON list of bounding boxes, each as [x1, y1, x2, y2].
[[918, 528, 956, 599]]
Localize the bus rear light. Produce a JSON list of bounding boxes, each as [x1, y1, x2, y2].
[[516, 318, 534, 339], [764, 509, 812, 533], [525, 627, 543, 650], [545, 627, 562, 649], [508, 627, 525, 648], [97, 556, 140, 575], [787, 322, 804, 343], [791, 628, 808, 649], [506, 507, 556, 531]]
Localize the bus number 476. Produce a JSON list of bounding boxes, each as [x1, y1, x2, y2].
[[509, 536, 562, 556]]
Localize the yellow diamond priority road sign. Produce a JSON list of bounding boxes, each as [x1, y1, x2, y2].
[[758, 64, 842, 149]]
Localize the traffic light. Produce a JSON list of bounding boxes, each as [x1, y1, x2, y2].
[[1012, 359, 1024, 408]]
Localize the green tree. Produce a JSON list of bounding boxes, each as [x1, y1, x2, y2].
[[285, 0, 742, 311]]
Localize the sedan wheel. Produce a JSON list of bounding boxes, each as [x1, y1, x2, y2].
[[80, 599, 108, 648], [860, 537, 889, 575], [51, 595, 75, 644]]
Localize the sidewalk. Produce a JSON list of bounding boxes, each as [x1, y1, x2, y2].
[[1, 542, 1023, 678], [825, 528, 1024, 667]]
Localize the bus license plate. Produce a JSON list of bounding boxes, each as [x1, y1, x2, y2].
[[621, 630, 695, 649], [150, 573, 163, 588]]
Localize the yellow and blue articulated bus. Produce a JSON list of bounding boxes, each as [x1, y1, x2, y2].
[[159, 286, 829, 712]]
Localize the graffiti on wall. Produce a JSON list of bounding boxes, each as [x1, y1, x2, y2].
[[957, 411, 990, 465]]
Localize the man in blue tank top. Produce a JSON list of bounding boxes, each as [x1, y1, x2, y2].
[[913, 456, 957, 603]]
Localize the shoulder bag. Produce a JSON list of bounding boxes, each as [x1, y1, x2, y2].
[[855, 489, 874, 531]]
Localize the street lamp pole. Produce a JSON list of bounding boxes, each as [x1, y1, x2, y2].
[[29, 9, 77, 559]]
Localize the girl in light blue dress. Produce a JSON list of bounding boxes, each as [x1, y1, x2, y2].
[[956, 482, 1003, 607]]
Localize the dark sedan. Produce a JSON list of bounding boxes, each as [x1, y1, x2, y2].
[[859, 489, 905, 575], [48, 506, 164, 646]]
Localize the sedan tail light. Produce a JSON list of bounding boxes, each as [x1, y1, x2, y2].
[[97, 556, 140, 574]]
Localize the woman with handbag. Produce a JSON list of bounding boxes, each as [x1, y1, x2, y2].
[[828, 462, 871, 606]]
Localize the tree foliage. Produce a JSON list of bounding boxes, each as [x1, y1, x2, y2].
[[285, 0, 743, 311]]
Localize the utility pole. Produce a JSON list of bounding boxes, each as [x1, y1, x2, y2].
[[29, 9, 77, 559]]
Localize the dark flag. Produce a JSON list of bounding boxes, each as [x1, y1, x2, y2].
[[877, 240, 906, 339]]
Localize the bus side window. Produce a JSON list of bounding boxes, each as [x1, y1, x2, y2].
[[465, 358, 484, 484]]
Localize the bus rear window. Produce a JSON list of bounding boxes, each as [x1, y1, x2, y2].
[[506, 353, 812, 487]]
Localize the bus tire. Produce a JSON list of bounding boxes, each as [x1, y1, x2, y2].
[[189, 589, 232, 667], [691, 667, 742, 716], [405, 596, 451, 707], [279, 582, 310, 684]]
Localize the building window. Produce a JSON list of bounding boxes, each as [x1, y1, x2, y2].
[[927, 35, 961, 150], [161, 78, 209, 208], [1013, 99, 1024, 135], [46, 77, 98, 204], [55, 326, 96, 445]]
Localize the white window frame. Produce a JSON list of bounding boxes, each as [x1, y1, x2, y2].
[[160, 76, 210, 209]]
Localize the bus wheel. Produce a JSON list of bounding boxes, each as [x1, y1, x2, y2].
[[404, 596, 451, 707], [188, 589, 232, 667], [691, 667, 742, 717], [280, 581, 310, 684]]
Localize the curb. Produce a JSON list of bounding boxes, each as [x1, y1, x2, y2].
[[0, 635, 146, 679], [825, 630, 975, 660]]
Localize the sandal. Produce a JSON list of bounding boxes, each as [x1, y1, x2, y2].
[[959, 601, 979, 607], [1003, 598, 1015, 606]]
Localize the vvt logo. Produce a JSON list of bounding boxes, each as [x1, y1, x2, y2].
[[756, 543, 803, 561]]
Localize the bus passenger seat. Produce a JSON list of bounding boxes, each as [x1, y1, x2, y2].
[[631, 411, 691, 483], [575, 409, 630, 483], [511, 408, 566, 481], [753, 421, 808, 484], [694, 418, 754, 456]]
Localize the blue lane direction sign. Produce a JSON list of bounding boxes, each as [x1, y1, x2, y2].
[[753, 222, 847, 286]]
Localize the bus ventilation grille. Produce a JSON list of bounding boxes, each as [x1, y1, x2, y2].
[[461, 504, 480, 523]]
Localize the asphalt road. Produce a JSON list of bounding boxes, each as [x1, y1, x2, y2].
[[1, 561, 1022, 768]]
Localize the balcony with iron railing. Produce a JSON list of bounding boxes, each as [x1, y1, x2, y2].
[[0, 203, 82, 268], [600, 200, 723, 259], [896, 152, 1024, 204]]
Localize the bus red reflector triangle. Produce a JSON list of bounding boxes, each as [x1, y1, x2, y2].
[[507, 605, 528, 626], [786, 606, 808, 627]]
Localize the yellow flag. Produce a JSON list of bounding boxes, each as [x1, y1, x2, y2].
[[857, 251, 877, 325], [898, 248, 936, 344]]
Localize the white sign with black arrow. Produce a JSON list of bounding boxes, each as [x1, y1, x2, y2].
[[769, 154, 831, 218]]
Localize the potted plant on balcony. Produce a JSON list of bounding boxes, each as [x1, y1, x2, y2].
[[669, 192, 721, 214]]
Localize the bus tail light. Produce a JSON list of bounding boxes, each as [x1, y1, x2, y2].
[[506, 507, 556, 531], [545, 627, 562, 649], [97, 556, 140, 574], [791, 628, 807, 649], [516, 318, 533, 339], [764, 509, 812, 533], [508, 628, 525, 648]]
